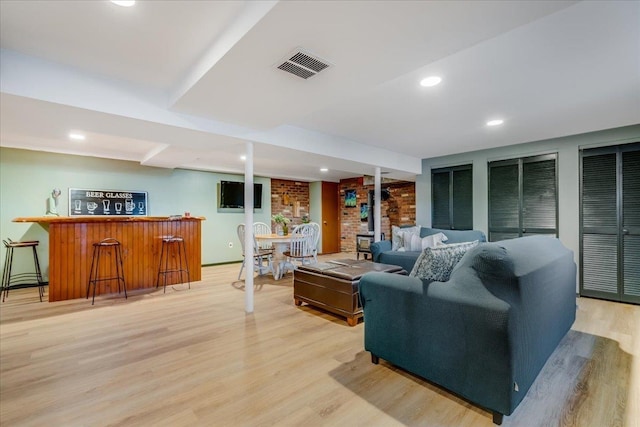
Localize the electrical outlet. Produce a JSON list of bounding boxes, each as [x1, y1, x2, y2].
[[228, 242, 233, 248]]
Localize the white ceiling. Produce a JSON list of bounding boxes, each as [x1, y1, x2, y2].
[[1, 0, 638, 182]]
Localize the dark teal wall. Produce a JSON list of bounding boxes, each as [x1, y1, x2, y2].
[[417, 124, 640, 287]]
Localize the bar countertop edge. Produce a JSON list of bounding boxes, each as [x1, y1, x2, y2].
[[13, 216, 206, 223]]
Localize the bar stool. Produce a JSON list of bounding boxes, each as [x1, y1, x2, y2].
[[2, 239, 46, 302], [86, 238, 127, 305], [156, 235, 190, 293]]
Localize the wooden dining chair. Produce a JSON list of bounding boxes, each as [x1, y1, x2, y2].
[[283, 223, 318, 269], [253, 222, 273, 251], [237, 224, 273, 280], [308, 222, 321, 263]]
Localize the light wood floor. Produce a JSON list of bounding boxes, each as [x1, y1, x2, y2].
[[1, 254, 638, 427]]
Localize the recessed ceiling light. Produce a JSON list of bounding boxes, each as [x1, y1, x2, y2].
[[68, 133, 86, 141], [486, 119, 504, 127], [420, 76, 442, 87], [111, 0, 135, 7], [240, 155, 247, 161], [320, 168, 328, 172]]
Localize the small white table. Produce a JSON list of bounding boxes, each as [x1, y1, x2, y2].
[[255, 234, 293, 280]]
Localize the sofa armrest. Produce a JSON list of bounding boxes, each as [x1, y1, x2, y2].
[[370, 240, 391, 262], [359, 271, 514, 416]]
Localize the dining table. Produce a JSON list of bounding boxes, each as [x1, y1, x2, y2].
[[254, 233, 294, 280]]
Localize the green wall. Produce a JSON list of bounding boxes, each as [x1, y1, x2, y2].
[[0, 148, 272, 278], [416, 124, 640, 286]]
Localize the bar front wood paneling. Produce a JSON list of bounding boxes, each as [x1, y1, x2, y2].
[[13, 216, 204, 302]]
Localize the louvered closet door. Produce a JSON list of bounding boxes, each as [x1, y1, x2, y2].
[[488, 160, 520, 241], [432, 165, 473, 230], [581, 143, 640, 304], [581, 152, 618, 298], [622, 149, 640, 302], [432, 170, 451, 229], [488, 154, 557, 242], [522, 156, 558, 237], [452, 168, 473, 230]]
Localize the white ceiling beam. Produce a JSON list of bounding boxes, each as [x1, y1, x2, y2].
[[168, 1, 278, 108], [0, 49, 421, 176]]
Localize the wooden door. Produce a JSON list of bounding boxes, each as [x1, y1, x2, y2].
[[321, 181, 340, 254]]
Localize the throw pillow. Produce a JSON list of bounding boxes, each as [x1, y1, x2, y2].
[[399, 232, 448, 251], [421, 232, 448, 250], [391, 225, 402, 250], [399, 231, 422, 251], [410, 240, 479, 282], [392, 225, 420, 251]]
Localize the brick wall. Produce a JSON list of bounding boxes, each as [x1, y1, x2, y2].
[[339, 178, 416, 252], [270, 179, 310, 229], [268, 177, 414, 251]]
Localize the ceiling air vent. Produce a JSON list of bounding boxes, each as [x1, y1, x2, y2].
[[276, 49, 331, 80]]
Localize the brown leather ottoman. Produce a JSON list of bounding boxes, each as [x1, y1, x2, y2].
[[293, 259, 406, 326]]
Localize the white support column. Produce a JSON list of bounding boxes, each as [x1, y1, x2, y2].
[[374, 167, 382, 242], [244, 142, 254, 313]]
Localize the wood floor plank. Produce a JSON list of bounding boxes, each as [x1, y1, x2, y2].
[[1, 255, 638, 426]]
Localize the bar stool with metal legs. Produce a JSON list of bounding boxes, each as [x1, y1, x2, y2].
[[2, 239, 47, 302], [86, 238, 127, 305], [156, 235, 190, 293]]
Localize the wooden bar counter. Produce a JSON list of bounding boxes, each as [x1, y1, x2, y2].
[[13, 216, 204, 302]]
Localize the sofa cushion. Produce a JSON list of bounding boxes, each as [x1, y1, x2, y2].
[[410, 240, 479, 282], [379, 250, 422, 273], [420, 227, 487, 244]]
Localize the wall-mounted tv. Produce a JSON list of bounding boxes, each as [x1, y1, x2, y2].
[[219, 181, 262, 210]]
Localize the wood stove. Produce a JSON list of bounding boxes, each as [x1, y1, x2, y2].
[[356, 232, 385, 260]]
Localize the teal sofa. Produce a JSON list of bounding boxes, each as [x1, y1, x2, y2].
[[359, 236, 577, 424], [370, 227, 487, 272]]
